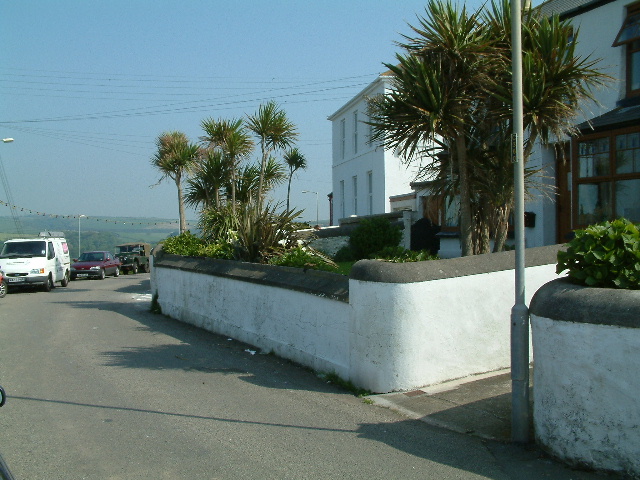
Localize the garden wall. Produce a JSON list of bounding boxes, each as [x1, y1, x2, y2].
[[530, 279, 640, 477], [151, 245, 563, 393]]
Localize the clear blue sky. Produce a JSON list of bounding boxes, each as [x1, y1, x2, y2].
[[1, 0, 502, 225]]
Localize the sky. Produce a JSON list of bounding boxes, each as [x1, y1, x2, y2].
[[1, 0, 494, 225]]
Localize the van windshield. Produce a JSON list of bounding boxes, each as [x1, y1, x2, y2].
[[0, 241, 47, 258]]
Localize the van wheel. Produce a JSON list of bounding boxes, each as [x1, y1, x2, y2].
[[43, 275, 53, 292], [0, 279, 7, 298], [60, 271, 70, 287]]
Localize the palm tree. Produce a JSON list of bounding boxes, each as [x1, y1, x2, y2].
[[283, 148, 307, 211], [368, 0, 609, 255], [185, 148, 229, 211], [368, 0, 496, 256], [200, 117, 253, 214], [234, 158, 286, 204], [246, 101, 298, 209], [151, 131, 200, 234]]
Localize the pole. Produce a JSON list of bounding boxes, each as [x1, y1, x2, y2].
[[78, 215, 85, 258], [510, 0, 530, 444], [315, 192, 319, 226]]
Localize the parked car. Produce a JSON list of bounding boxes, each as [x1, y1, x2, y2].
[[0, 270, 6, 298], [114, 242, 151, 274], [70, 251, 121, 280]]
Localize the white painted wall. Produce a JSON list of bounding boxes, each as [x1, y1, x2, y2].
[[151, 254, 561, 393], [153, 265, 352, 380], [329, 75, 418, 223], [531, 315, 640, 476], [349, 264, 558, 392]]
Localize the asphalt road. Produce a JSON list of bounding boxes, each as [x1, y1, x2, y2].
[[0, 274, 607, 479]]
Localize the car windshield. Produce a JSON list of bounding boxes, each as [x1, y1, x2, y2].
[[0, 241, 47, 258], [78, 252, 104, 262], [116, 246, 134, 254]]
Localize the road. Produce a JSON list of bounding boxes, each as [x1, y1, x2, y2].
[[0, 274, 602, 479]]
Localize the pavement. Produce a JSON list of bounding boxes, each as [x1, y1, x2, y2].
[[370, 368, 523, 443]]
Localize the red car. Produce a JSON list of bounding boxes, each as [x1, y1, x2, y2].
[[70, 251, 121, 280]]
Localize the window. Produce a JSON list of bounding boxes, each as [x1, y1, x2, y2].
[[352, 175, 358, 215], [574, 129, 640, 226], [340, 119, 346, 159], [353, 111, 359, 154], [339, 180, 345, 219], [367, 171, 373, 214], [613, 3, 640, 96]]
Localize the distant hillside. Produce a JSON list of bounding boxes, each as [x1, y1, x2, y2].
[[0, 214, 198, 256]]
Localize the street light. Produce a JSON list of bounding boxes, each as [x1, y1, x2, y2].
[[510, 0, 529, 444], [302, 190, 319, 226], [78, 215, 86, 258], [0, 137, 23, 234]]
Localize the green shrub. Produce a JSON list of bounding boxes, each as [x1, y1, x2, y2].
[[199, 205, 238, 244], [162, 231, 204, 256], [198, 242, 235, 260], [349, 217, 402, 260], [557, 218, 640, 289], [333, 245, 356, 262], [234, 202, 304, 263], [374, 246, 439, 262], [269, 246, 338, 272]]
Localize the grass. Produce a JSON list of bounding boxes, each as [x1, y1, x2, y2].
[[318, 371, 372, 398], [335, 261, 356, 276]]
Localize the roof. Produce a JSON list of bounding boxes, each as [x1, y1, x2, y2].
[[327, 72, 395, 121], [578, 105, 640, 132], [537, 0, 616, 19]]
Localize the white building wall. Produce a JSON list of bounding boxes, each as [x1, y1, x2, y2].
[[329, 74, 418, 224]]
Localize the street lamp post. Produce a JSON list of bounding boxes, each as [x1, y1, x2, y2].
[[78, 215, 86, 258], [0, 137, 23, 235], [302, 190, 319, 226], [510, 0, 530, 444]]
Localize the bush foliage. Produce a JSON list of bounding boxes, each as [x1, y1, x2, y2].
[[268, 246, 338, 272], [557, 218, 640, 289], [349, 217, 402, 260]]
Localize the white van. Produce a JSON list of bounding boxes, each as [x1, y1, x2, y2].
[[0, 232, 71, 292]]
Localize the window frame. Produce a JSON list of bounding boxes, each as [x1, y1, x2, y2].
[[572, 126, 640, 228]]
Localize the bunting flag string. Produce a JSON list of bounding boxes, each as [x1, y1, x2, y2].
[[0, 199, 196, 228]]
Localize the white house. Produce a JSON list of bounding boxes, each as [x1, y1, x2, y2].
[[529, 0, 640, 247], [329, 0, 640, 254], [328, 72, 419, 225]]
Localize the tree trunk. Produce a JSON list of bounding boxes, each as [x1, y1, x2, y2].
[[176, 175, 186, 234], [257, 141, 268, 211], [492, 204, 511, 253], [455, 134, 474, 256], [286, 174, 292, 212]]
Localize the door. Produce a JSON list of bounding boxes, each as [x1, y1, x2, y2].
[[556, 143, 573, 243]]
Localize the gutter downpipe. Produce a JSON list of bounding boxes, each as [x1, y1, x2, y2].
[[510, 0, 530, 444]]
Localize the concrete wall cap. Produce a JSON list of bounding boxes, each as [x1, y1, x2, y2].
[[530, 278, 640, 328], [350, 244, 565, 284], [153, 250, 349, 303]]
